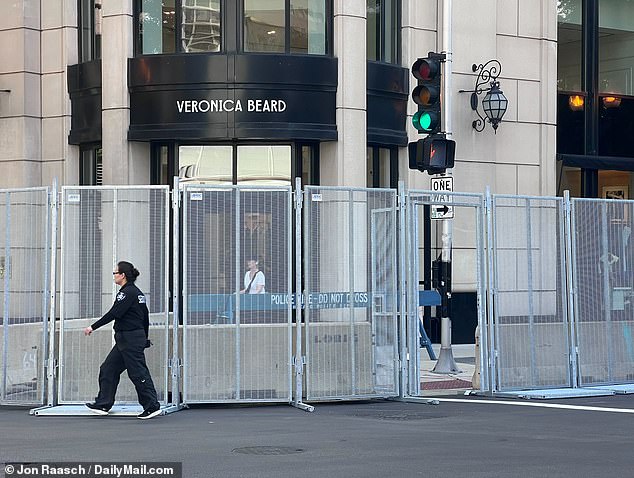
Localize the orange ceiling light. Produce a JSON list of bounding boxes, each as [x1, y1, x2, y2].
[[568, 95, 584, 111], [602, 96, 622, 108]]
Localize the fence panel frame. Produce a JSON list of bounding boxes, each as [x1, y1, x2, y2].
[[489, 194, 573, 392], [57, 185, 171, 405], [303, 185, 399, 401], [570, 197, 634, 387], [180, 184, 294, 405], [0, 187, 52, 406], [404, 189, 489, 396]]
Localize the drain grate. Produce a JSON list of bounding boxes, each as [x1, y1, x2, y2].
[[232, 446, 304, 456]]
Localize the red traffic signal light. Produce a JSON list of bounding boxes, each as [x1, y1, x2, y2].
[[412, 58, 439, 81]]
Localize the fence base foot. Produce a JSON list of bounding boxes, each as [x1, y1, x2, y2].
[[392, 397, 440, 406], [292, 401, 315, 412], [29, 405, 53, 415]]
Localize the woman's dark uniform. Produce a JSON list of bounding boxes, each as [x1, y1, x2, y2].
[[88, 281, 160, 414]]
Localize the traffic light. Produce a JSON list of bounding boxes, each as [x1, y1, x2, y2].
[[411, 53, 445, 134], [408, 135, 456, 174]]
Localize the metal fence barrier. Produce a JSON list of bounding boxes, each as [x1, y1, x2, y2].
[[4, 181, 634, 409], [404, 190, 488, 395], [571, 198, 634, 386], [489, 195, 571, 392], [303, 187, 399, 400], [58, 186, 170, 405], [0, 188, 52, 405], [181, 185, 293, 404]]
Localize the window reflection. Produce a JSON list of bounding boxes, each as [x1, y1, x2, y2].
[[244, 0, 285, 52], [177, 145, 292, 186], [367, 0, 398, 64], [138, 0, 176, 54], [557, 0, 582, 91], [179, 145, 233, 183], [182, 0, 221, 52], [599, 0, 634, 95], [290, 0, 326, 54], [237, 145, 291, 185]]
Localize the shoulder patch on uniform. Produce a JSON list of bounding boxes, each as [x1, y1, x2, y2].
[[116, 292, 126, 302], [138, 295, 146, 304]]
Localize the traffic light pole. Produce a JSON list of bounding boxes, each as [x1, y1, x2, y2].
[[432, 0, 460, 374]]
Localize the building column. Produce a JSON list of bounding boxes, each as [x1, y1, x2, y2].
[[101, 3, 149, 185], [320, 0, 367, 187], [0, 1, 42, 187]]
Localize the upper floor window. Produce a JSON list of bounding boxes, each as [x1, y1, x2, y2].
[[79, 0, 101, 62], [137, 0, 220, 54], [367, 0, 399, 64], [244, 0, 328, 54], [557, 0, 582, 92], [135, 0, 330, 55], [599, 0, 634, 96], [182, 0, 221, 52]]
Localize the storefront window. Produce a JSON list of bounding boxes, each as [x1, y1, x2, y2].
[[237, 145, 291, 185], [244, 0, 328, 54], [138, 0, 176, 54], [182, 0, 221, 52], [178, 145, 291, 185], [179, 145, 233, 183], [79, 0, 101, 62], [599, 0, 634, 95], [367, 0, 399, 64], [599, 170, 632, 200]]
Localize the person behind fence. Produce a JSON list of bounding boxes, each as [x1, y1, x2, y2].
[[240, 258, 265, 294], [83, 261, 161, 420]]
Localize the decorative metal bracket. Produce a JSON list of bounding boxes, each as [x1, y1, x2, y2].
[[459, 60, 505, 132]]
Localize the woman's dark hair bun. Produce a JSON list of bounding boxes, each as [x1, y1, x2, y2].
[[117, 261, 140, 282]]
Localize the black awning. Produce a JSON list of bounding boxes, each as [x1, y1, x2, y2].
[[557, 153, 634, 171]]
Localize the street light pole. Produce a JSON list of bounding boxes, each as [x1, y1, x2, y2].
[[432, 0, 460, 374]]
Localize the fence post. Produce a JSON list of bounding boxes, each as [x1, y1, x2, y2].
[[46, 181, 59, 407], [171, 178, 181, 408], [484, 187, 497, 392], [293, 178, 313, 412], [563, 190, 579, 388]]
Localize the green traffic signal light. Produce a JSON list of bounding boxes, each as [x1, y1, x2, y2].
[[413, 111, 439, 133]]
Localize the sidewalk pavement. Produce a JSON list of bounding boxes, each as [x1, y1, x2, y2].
[[420, 343, 475, 395]]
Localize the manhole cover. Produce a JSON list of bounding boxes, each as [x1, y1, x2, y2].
[[378, 412, 446, 421], [232, 446, 304, 455], [353, 411, 446, 421]]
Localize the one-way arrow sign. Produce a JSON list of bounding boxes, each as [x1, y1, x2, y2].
[[430, 177, 454, 220]]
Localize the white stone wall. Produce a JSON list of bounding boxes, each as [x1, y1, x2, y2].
[[0, 0, 558, 193], [402, 0, 557, 196]]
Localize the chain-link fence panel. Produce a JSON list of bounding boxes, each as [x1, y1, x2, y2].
[[491, 195, 571, 391], [182, 185, 293, 403], [303, 187, 398, 400], [58, 186, 170, 404], [0, 188, 51, 405], [571, 198, 634, 386]]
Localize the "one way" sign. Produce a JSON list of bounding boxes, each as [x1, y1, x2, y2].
[[430, 177, 454, 220]]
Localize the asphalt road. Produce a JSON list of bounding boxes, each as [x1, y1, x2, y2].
[[2, 395, 634, 478]]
